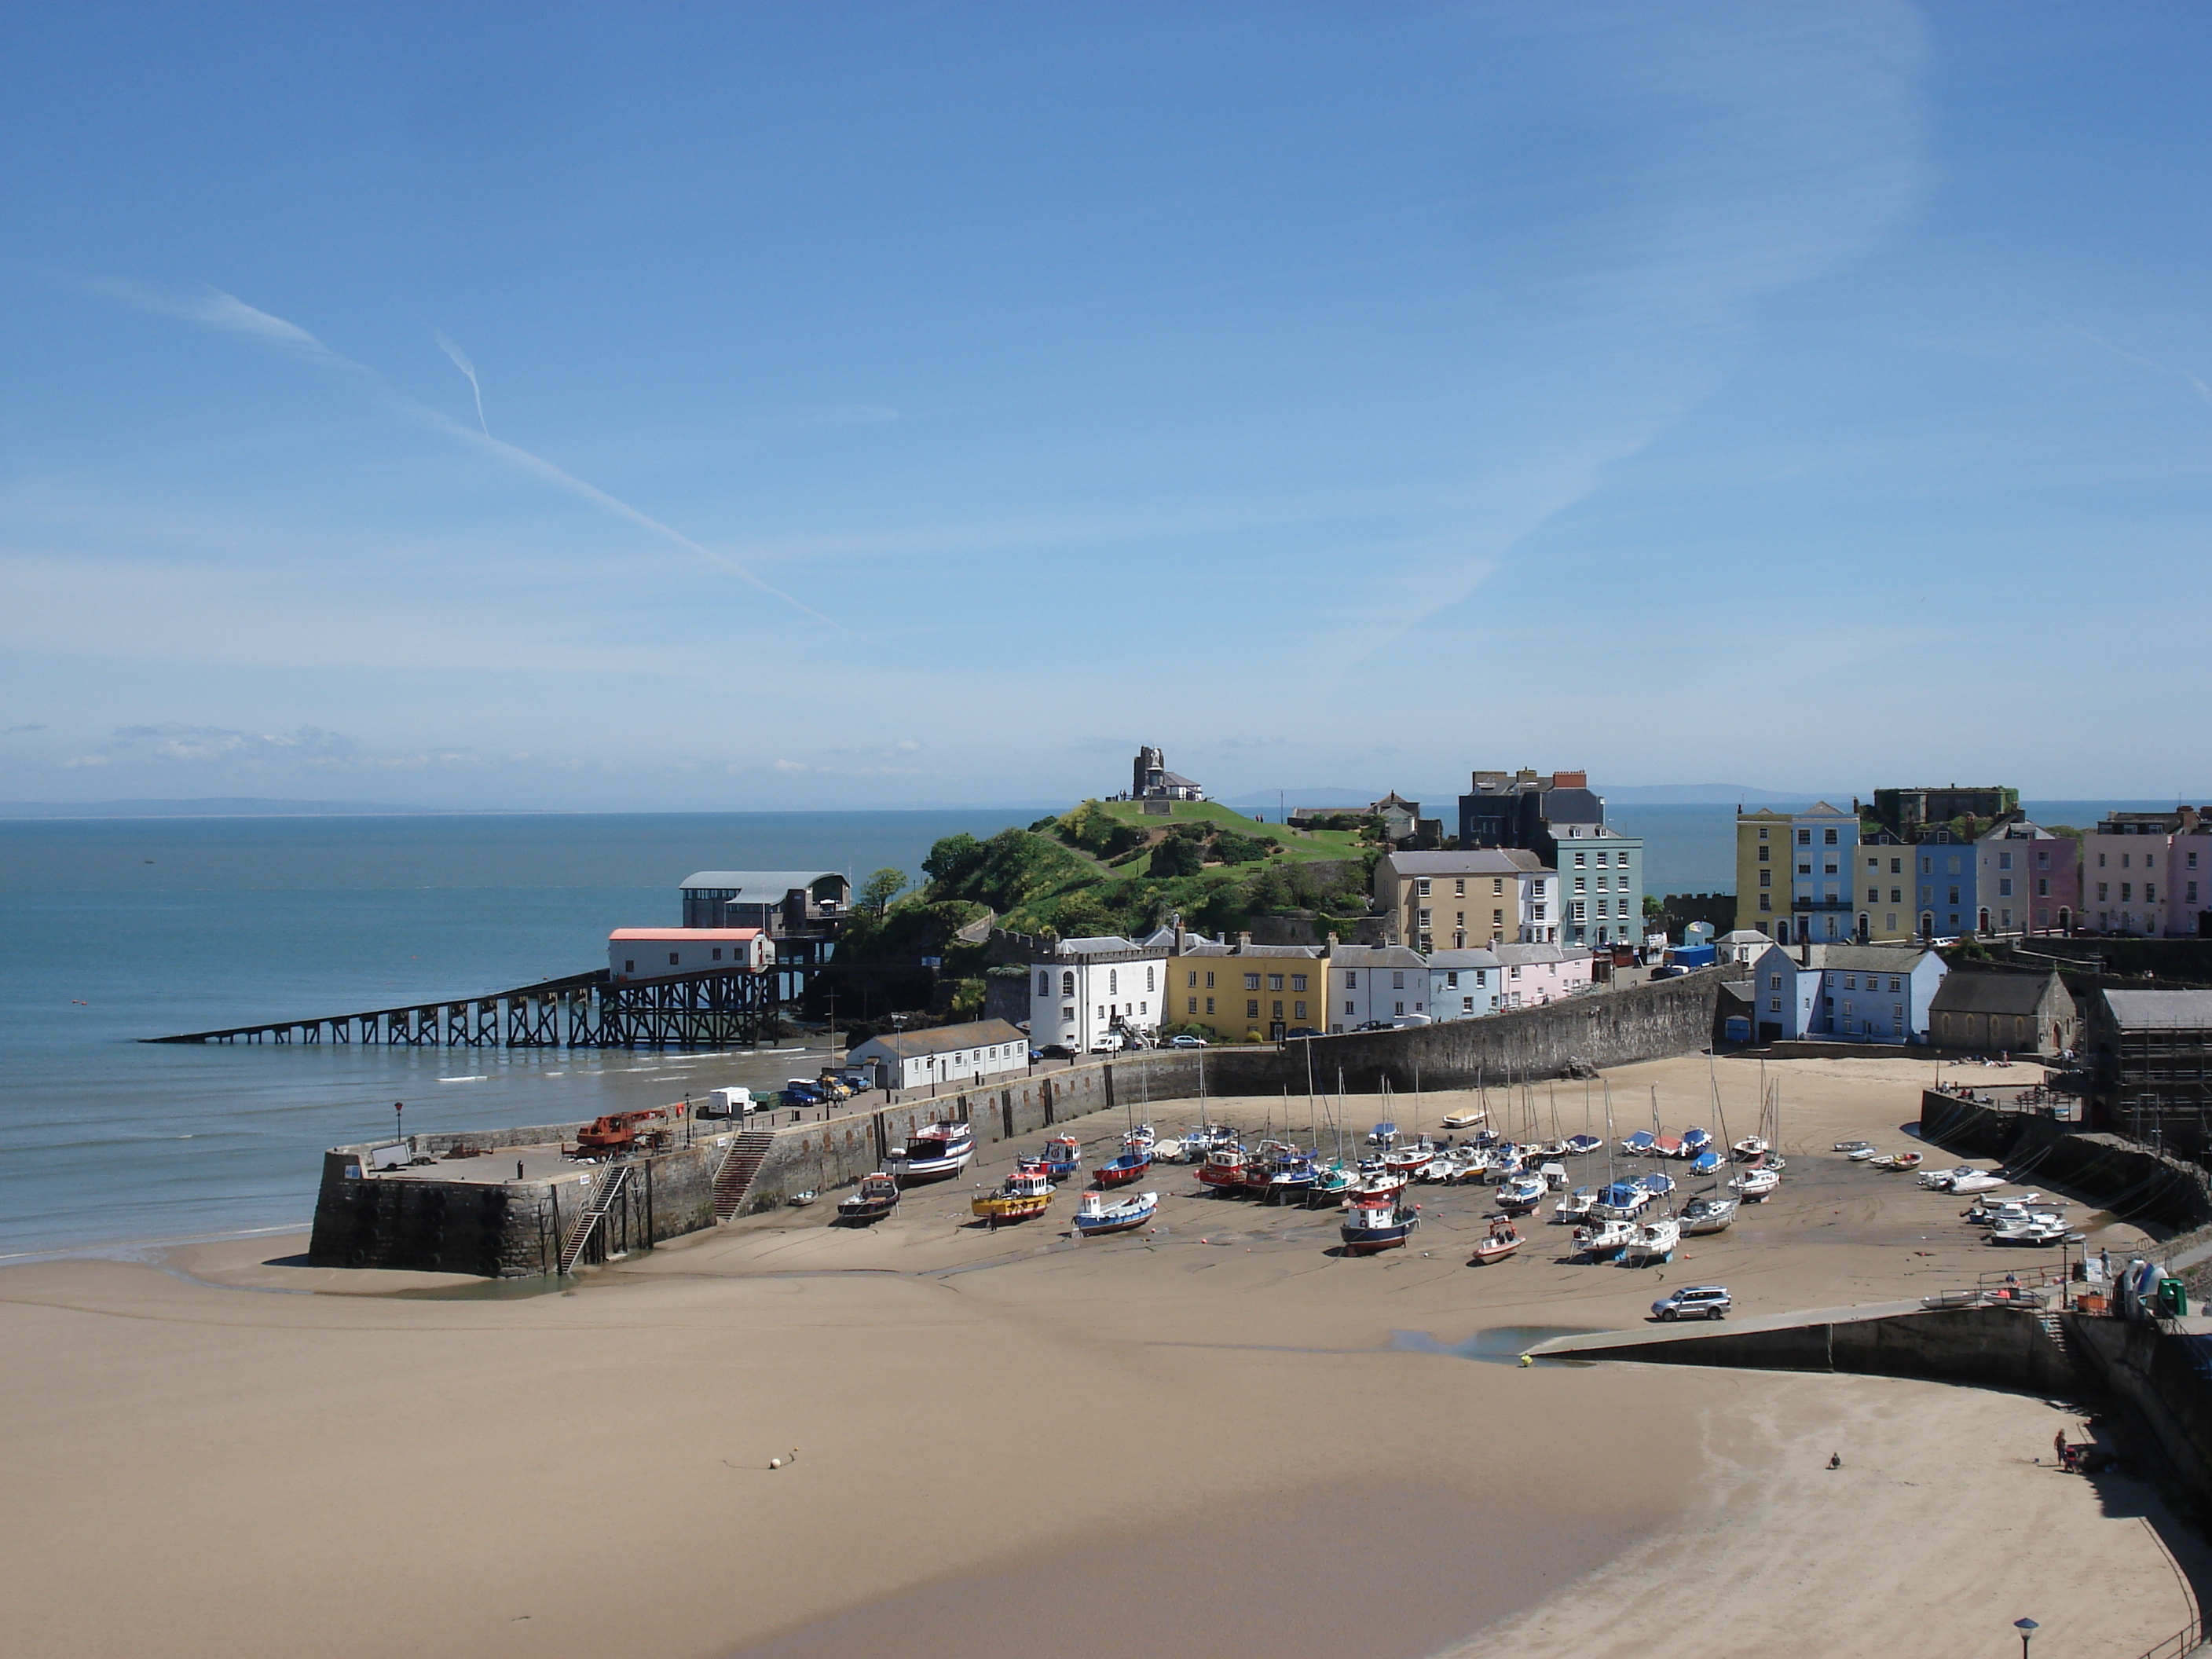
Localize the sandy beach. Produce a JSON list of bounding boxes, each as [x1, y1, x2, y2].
[[4, 1053, 2205, 1658]]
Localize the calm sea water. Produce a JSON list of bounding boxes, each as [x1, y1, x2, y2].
[[0, 800, 2163, 1255]]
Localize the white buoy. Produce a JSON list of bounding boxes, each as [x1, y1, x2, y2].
[[769, 1458, 782, 1469]]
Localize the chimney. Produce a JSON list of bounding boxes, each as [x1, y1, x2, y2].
[[1172, 911, 1187, 955], [1799, 940, 1811, 967], [1235, 930, 1252, 948]]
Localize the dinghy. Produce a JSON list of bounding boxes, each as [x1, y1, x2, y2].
[[1470, 1221, 1524, 1265], [1072, 1188, 1157, 1236]]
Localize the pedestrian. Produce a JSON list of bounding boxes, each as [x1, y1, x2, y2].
[[516, 1159, 525, 1181]]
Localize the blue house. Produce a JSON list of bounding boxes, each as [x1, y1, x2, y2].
[[1912, 826, 1977, 939], [1745, 942, 1947, 1045]]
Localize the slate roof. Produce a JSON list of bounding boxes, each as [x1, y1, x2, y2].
[[848, 1018, 1027, 1060], [1930, 972, 2061, 1017], [2103, 991, 2212, 1030], [1424, 948, 1503, 969], [679, 870, 846, 894], [1384, 849, 1547, 876]]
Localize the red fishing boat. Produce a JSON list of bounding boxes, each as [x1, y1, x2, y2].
[[1197, 1147, 1249, 1192], [1095, 1145, 1153, 1188]]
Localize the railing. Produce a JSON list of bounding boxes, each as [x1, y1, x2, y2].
[[558, 1165, 631, 1274], [2133, 1613, 2203, 1659]]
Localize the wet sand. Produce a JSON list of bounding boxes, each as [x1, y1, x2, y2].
[[2, 1053, 2202, 1658]]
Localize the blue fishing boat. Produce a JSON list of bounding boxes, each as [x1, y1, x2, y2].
[[1340, 1193, 1419, 1254], [1073, 1188, 1158, 1236], [1039, 1135, 1082, 1180], [1265, 1149, 1319, 1203], [1496, 1174, 1547, 1214]]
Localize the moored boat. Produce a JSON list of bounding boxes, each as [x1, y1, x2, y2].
[[1728, 1166, 1780, 1202], [837, 1171, 901, 1223], [1198, 1147, 1251, 1192], [1732, 1136, 1770, 1162], [1574, 1218, 1636, 1259], [1681, 1127, 1713, 1158], [1679, 1194, 1738, 1235], [1339, 1193, 1419, 1254], [1621, 1130, 1657, 1156], [1072, 1188, 1158, 1236], [889, 1121, 976, 1184], [1621, 1216, 1681, 1266], [1470, 1221, 1523, 1265], [1689, 1148, 1723, 1177], [1096, 1145, 1154, 1188], [1590, 1180, 1654, 1221], [1039, 1135, 1082, 1179], [1563, 1133, 1603, 1156], [1553, 1187, 1595, 1224], [1309, 1159, 1356, 1204], [972, 1166, 1056, 1225], [1496, 1173, 1547, 1214]]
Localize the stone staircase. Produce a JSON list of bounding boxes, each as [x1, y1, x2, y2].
[[558, 1164, 631, 1274], [712, 1130, 780, 1221]]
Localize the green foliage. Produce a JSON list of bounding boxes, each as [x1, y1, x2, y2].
[[1051, 887, 1122, 939], [858, 866, 907, 915], [949, 977, 987, 1019], [1150, 837, 1204, 878], [922, 827, 1092, 910], [1643, 894, 1664, 918], [1212, 830, 1273, 865], [922, 833, 987, 894], [1054, 800, 1147, 859]]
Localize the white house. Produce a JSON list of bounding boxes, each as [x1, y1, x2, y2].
[[608, 928, 772, 983], [1028, 936, 1170, 1050], [1493, 943, 1594, 1007], [1426, 948, 1504, 1020], [846, 1019, 1030, 1092], [1745, 942, 1946, 1044], [1327, 944, 1430, 1030]]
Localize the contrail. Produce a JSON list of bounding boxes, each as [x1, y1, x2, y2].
[[434, 329, 490, 436], [88, 278, 836, 628], [2059, 320, 2212, 414]]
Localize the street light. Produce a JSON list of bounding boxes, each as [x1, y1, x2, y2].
[[2015, 1617, 2038, 1659]]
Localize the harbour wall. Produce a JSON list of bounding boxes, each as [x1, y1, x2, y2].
[[1537, 1305, 2079, 1395], [1917, 1093, 2212, 1233], [309, 969, 1730, 1270], [2067, 1316, 2212, 1518]]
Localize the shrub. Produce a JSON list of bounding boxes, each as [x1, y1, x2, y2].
[[1213, 830, 1273, 865], [1150, 837, 1204, 878]]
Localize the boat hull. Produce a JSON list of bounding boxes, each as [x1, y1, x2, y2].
[[972, 1193, 1053, 1223], [1096, 1155, 1152, 1188], [1340, 1223, 1415, 1254], [1073, 1192, 1158, 1235]]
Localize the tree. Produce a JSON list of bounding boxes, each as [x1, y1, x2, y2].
[[859, 867, 908, 915], [921, 833, 986, 897]]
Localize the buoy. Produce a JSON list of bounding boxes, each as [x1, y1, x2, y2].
[[770, 1458, 782, 1469], [1519, 1353, 1533, 1368]]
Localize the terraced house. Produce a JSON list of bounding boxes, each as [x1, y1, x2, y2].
[[1374, 848, 1556, 951], [1734, 802, 1862, 946], [1165, 936, 1328, 1042]]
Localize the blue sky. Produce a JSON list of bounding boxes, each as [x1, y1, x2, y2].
[[2, 2, 2208, 810]]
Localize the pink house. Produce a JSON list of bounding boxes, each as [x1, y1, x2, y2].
[[1976, 819, 2078, 936], [2082, 808, 2212, 937]]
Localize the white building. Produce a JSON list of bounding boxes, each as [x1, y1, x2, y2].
[[1492, 943, 1595, 1007], [607, 928, 772, 983], [1426, 948, 1505, 1020], [1327, 944, 1431, 1031], [1028, 936, 1170, 1050], [846, 1019, 1030, 1092]]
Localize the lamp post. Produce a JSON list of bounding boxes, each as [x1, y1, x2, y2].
[[2015, 1617, 2038, 1659]]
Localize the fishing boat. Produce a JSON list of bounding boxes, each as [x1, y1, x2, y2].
[[1728, 1166, 1780, 1202], [1309, 1159, 1357, 1204], [1574, 1218, 1636, 1259], [1590, 1180, 1654, 1221], [1123, 1123, 1156, 1152], [1039, 1135, 1083, 1179], [972, 1166, 1056, 1225], [1185, 1122, 1239, 1155], [1339, 1193, 1419, 1254], [1621, 1216, 1681, 1266], [1265, 1148, 1320, 1203], [1563, 1133, 1603, 1156], [1496, 1173, 1547, 1214], [1351, 1167, 1411, 1201], [1198, 1147, 1251, 1192], [837, 1170, 902, 1223], [1679, 1194, 1738, 1236], [1689, 1148, 1723, 1178], [1951, 1171, 2005, 1194], [1072, 1188, 1158, 1236], [1553, 1188, 1595, 1224], [888, 1121, 976, 1184], [1096, 1144, 1154, 1188], [1470, 1221, 1523, 1265], [1732, 1136, 1770, 1162]]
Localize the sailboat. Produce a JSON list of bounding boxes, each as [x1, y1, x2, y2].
[[1682, 1057, 1740, 1234], [1621, 1214, 1681, 1266]]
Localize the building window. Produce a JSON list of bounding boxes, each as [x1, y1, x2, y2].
[[2122, 884, 2133, 903], [624, 959, 635, 973], [1573, 851, 1586, 867], [1344, 1000, 1355, 1015], [1759, 846, 1770, 862], [2037, 879, 2048, 897], [1063, 971, 1076, 996], [1493, 909, 1504, 925], [1294, 1001, 1307, 1019], [1454, 878, 1466, 895], [1247, 1000, 1260, 1017], [1758, 895, 1771, 912], [1416, 877, 1431, 896], [1998, 879, 2012, 897], [1574, 877, 1587, 892], [712, 947, 723, 961], [1343, 972, 1357, 987], [1394, 1002, 1405, 1016], [669, 952, 680, 965], [1268, 974, 1284, 991], [1824, 828, 1838, 844], [2146, 884, 2157, 903], [1146, 965, 1155, 991], [1291, 974, 1307, 991], [1188, 997, 1199, 1014], [1205, 971, 1215, 989], [1799, 830, 1811, 845], [1205, 998, 1215, 1015], [1492, 878, 1504, 895], [1108, 969, 1118, 995], [1392, 971, 1405, 989], [1244, 973, 1261, 991], [1760, 827, 1769, 840]]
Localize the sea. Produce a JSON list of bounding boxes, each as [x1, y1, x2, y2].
[[0, 800, 2163, 1258]]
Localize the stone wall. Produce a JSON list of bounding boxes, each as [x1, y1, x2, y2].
[[2068, 1316, 2212, 1516], [1917, 1092, 2212, 1232]]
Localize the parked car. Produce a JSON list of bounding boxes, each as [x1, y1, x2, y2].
[[1168, 1034, 1209, 1049], [1649, 965, 1688, 980], [1354, 1020, 1393, 1032], [1038, 1042, 1079, 1060], [1283, 1026, 1321, 1041], [1088, 1035, 1126, 1054], [1651, 1285, 1731, 1321], [783, 1079, 826, 1106]]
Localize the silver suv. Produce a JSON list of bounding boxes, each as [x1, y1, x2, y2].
[[1651, 1285, 1731, 1321]]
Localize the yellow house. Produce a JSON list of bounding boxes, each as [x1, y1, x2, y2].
[[1167, 937, 1328, 1042]]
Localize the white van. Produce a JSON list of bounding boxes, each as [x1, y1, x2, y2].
[[702, 1086, 755, 1118]]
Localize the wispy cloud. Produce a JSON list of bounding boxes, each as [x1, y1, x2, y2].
[[83, 279, 837, 627], [434, 330, 490, 436]]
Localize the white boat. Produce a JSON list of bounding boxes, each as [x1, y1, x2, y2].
[[1072, 1188, 1159, 1236], [1590, 1179, 1654, 1221], [1679, 1194, 1738, 1235], [1621, 1217, 1682, 1265], [1152, 1137, 1185, 1163], [1950, 1172, 2005, 1194], [1441, 1108, 1488, 1130], [1732, 1136, 1769, 1162], [1552, 1188, 1595, 1224], [1496, 1174, 1548, 1214], [1988, 1220, 2071, 1247], [1574, 1218, 1637, 1259], [1846, 1144, 1879, 1162], [1538, 1161, 1569, 1190], [1728, 1167, 1780, 1202], [1833, 1139, 1874, 1155]]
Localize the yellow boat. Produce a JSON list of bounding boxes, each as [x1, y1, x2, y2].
[[971, 1166, 1056, 1225]]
